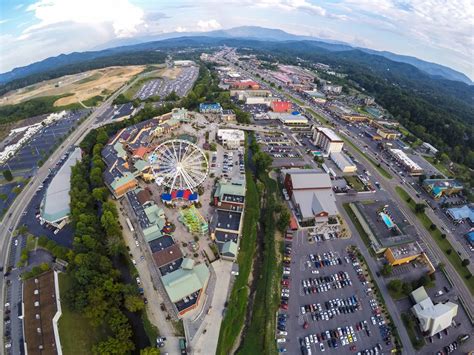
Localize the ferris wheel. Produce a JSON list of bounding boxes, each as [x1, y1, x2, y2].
[[148, 139, 208, 191]]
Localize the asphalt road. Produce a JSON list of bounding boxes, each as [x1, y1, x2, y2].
[[0, 72, 151, 349]]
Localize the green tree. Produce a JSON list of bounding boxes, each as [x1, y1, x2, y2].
[[277, 209, 291, 233], [380, 263, 393, 277], [92, 187, 109, 202], [90, 167, 103, 187], [414, 203, 426, 214], [253, 151, 273, 176], [3, 170, 13, 181], [402, 282, 413, 295], [124, 295, 145, 312], [141, 348, 160, 355], [462, 259, 470, 267], [96, 130, 109, 145], [0, 193, 7, 201]]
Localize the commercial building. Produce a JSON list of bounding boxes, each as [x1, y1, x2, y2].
[[217, 129, 245, 149], [229, 79, 260, 90], [213, 179, 246, 261], [446, 205, 474, 224], [376, 128, 400, 140], [313, 127, 344, 157], [330, 151, 357, 173], [384, 241, 422, 266], [266, 112, 309, 126], [410, 287, 458, 337], [283, 169, 338, 224], [23, 270, 61, 355], [161, 260, 210, 317], [199, 103, 223, 114], [40, 147, 82, 228], [221, 109, 236, 121], [322, 84, 342, 94], [270, 101, 292, 113], [303, 90, 327, 104], [173, 60, 195, 67], [230, 89, 272, 101], [421, 142, 439, 155], [422, 179, 463, 199], [389, 149, 424, 175]]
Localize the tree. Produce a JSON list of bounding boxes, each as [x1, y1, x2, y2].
[[96, 130, 109, 145], [402, 282, 413, 295], [124, 295, 145, 312], [92, 187, 109, 202], [414, 203, 426, 214], [380, 263, 393, 277], [462, 259, 470, 267], [141, 348, 160, 355], [253, 151, 273, 176], [3, 170, 13, 181], [0, 193, 7, 201], [429, 223, 436, 231], [277, 209, 291, 233], [388, 279, 403, 294]]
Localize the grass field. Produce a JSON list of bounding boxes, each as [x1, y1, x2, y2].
[[342, 203, 375, 255], [401, 312, 425, 350], [395, 187, 474, 294], [344, 175, 367, 192], [237, 175, 280, 355], [216, 169, 260, 355], [0, 66, 147, 107], [423, 156, 452, 177], [58, 273, 109, 354]]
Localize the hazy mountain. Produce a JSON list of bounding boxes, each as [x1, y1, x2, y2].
[[0, 26, 471, 85]]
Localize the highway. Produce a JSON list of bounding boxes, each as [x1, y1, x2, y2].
[[0, 72, 148, 350]]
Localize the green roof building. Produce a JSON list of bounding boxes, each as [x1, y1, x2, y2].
[[221, 241, 238, 260], [143, 225, 162, 242], [162, 263, 210, 303]]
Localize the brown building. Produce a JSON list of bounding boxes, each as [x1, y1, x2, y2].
[[152, 244, 184, 268], [23, 271, 60, 355]]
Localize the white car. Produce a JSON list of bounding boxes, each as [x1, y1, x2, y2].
[[135, 240, 139, 247], [136, 277, 141, 284], [276, 338, 286, 343]]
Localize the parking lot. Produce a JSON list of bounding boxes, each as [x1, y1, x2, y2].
[[209, 148, 245, 181], [134, 66, 199, 101], [278, 229, 396, 354]]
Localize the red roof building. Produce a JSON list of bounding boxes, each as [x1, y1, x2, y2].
[[271, 101, 292, 113]]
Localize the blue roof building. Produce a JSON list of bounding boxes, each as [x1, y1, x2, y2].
[[199, 103, 222, 114], [446, 205, 474, 224]]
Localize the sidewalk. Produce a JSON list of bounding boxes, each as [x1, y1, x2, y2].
[[188, 260, 233, 354]]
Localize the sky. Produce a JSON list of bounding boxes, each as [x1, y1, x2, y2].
[[0, 0, 473, 79]]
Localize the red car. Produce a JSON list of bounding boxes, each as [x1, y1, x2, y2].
[[350, 345, 356, 351], [280, 304, 288, 310], [303, 321, 309, 329]]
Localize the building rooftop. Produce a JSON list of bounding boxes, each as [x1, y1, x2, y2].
[[316, 127, 343, 142], [214, 181, 246, 202], [216, 210, 242, 231], [389, 149, 422, 172], [23, 271, 59, 355], [153, 244, 184, 268], [287, 171, 332, 190], [330, 151, 355, 170], [41, 148, 82, 223], [411, 286, 429, 304], [148, 235, 174, 253], [293, 189, 338, 219], [447, 205, 474, 222], [162, 263, 210, 303], [217, 129, 245, 141], [221, 241, 238, 257], [388, 241, 422, 260]]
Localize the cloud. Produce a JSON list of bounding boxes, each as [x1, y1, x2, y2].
[[175, 26, 187, 33], [25, 0, 145, 37], [340, 0, 473, 58], [197, 19, 222, 31]]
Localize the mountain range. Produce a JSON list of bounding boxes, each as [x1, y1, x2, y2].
[[0, 26, 471, 86]]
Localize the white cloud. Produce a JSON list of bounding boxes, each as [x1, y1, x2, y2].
[[25, 0, 145, 37], [197, 19, 222, 31], [175, 26, 187, 33], [340, 0, 474, 60]]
